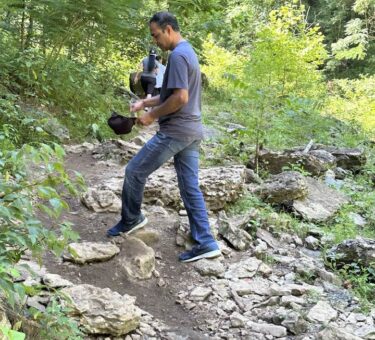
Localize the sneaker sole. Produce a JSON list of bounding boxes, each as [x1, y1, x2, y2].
[[180, 249, 222, 263], [125, 217, 148, 235]]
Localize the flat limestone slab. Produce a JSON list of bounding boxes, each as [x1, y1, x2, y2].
[[64, 242, 120, 264], [293, 177, 349, 222]]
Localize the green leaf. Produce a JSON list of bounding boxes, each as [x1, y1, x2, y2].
[[0, 327, 26, 340], [53, 143, 65, 159], [37, 186, 58, 200]]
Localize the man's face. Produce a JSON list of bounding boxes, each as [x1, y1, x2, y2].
[[150, 22, 171, 51]]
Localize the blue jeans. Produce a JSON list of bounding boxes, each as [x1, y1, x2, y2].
[[121, 132, 217, 247]]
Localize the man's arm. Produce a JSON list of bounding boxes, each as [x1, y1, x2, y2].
[[142, 95, 161, 108], [130, 95, 160, 113], [137, 88, 188, 126]]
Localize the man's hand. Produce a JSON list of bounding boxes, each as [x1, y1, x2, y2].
[[130, 100, 144, 113], [137, 111, 155, 126]]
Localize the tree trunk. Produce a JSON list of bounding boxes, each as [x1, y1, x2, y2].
[[25, 14, 33, 49], [20, 1, 26, 51]]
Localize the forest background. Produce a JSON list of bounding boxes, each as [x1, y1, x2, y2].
[[0, 0, 374, 338]]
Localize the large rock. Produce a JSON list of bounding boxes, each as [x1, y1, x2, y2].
[[224, 257, 272, 279], [118, 236, 155, 280], [82, 188, 121, 213], [327, 238, 375, 268], [15, 260, 48, 285], [98, 165, 246, 212], [65, 142, 97, 154], [42, 273, 73, 288], [92, 139, 141, 163], [252, 149, 335, 176], [194, 259, 225, 278], [256, 145, 366, 175], [256, 228, 281, 249], [317, 325, 363, 340], [247, 321, 287, 337], [144, 165, 246, 211], [292, 177, 349, 221], [217, 211, 255, 250], [256, 171, 308, 203], [64, 242, 120, 264], [307, 301, 337, 323], [230, 277, 271, 296], [321, 146, 366, 171], [62, 284, 141, 336], [281, 311, 308, 335]]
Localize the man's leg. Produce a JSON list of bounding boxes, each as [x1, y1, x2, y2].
[[174, 140, 221, 261], [107, 132, 181, 236]]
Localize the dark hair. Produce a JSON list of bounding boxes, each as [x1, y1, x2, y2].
[[147, 48, 156, 72], [149, 11, 180, 32]]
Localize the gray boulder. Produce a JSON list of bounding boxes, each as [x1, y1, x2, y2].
[[293, 177, 349, 222], [118, 236, 155, 280], [62, 284, 141, 336], [64, 242, 120, 264], [327, 237, 375, 268], [92, 139, 141, 163], [322, 146, 366, 171], [218, 210, 256, 250], [317, 325, 363, 340], [253, 149, 335, 176], [144, 165, 246, 211], [82, 188, 121, 213], [256, 171, 308, 203]]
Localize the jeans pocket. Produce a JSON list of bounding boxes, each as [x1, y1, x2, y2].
[[145, 131, 172, 153], [156, 131, 170, 140]]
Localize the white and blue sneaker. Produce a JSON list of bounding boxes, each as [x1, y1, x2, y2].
[[107, 214, 148, 237], [179, 244, 221, 263]]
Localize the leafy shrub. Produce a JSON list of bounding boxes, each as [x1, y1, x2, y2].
[[201, 34, 246, 94], [324, 75, 375, 140], [0, 142, 84, 336]]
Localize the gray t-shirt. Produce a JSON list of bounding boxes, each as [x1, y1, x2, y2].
[[159, 40, 203, 141]]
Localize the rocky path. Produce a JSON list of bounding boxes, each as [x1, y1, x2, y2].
[[17, 127, 375, 339]]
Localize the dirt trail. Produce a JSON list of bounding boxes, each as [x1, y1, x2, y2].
[[43, 148, 222, 338]]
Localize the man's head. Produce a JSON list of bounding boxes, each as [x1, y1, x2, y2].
[[149, 12, 181, 51]]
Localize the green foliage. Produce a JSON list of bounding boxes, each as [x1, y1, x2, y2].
[[304, 0, 375, 77], [323, 164, 375, 241], [331, 18, 369, 61], [30, 297, 83, 339], [238, 3, 327, 99], [334, 262, 375, 313], [282, 162, 312, 177], [324, 75, 375, 139], [0, 327, 25, 340], [237, 3, 327, 159], [213, 0, 287, 51], [202, 3, 329, 167], [227, 194, 307, 237], [201, 34, 245, 94], [0, 94, 65, 148], [0, 142, 83, 311]]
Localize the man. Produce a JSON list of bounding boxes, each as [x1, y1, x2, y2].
[[107, 11, 221, 263]]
